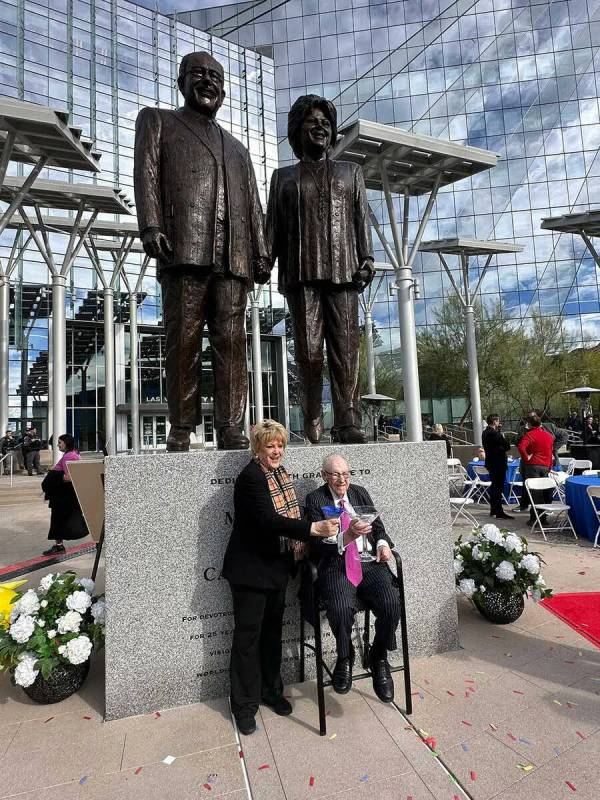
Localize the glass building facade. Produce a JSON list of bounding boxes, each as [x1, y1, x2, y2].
[[0, 0, 278, 448], [175, 0, 600, 357]]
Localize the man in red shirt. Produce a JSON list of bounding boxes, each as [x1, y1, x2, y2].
[[518, 413, 555, 526]]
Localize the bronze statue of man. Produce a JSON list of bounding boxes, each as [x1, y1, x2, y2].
[[133, 51, 270, 451], [266, 95, 374, 444]]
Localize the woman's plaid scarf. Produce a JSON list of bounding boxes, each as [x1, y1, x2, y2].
[[256, 458, 300, 553]]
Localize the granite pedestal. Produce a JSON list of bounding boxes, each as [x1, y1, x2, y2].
[[104, 442, 458, 720]]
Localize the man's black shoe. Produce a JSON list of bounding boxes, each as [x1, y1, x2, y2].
[[262, 696, 292, 716], [235, 714, 256, 735], [166, 426, 190, 452], [370, 653, 394, 703], [42, 544, 66, 556], [332, 648, 354, 694], [495, 512, 514, 520], [217, 426, 249, 450]]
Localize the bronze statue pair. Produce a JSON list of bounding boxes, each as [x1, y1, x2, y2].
[[134, 52, 374, 452]]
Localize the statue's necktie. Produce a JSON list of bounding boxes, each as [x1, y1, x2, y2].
[[339, 499, 362, 587]]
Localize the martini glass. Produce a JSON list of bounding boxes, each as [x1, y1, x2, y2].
[[320, 505, 342, 543], [350, 505, 380, 562]]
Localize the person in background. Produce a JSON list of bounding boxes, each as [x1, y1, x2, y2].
[[0, 430, 16, 475], [428, 423, 452, 457], [517, 413, 569, 467], [475, 446, 486, 460], [565, 410, 582, 433], [222, 419, 341, 736], [517, 413, 554, 526], [481, 414, 513, 520], [41, 434, 88, 556], [22, 426, 43, 476]]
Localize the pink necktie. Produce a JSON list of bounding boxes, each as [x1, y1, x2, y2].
[[339, 499, 362, 587]]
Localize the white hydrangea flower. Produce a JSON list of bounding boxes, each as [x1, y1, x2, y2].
[[76, 578, 95, 595], [91, 599, 106, 625], [56, 610, 82, 634], [503, 534, 523, 554], [40, 599, 48, 609], [480, 524, 503, 544], [535, 576, 546, 588], [459, 578, 477, 598], [9, 607, 20, 624], [13, 653, 39, 688], [495, 560, 516, 581], [531, 589, 542, 603], [57, 644, 66, 655], [521, 554, 540, 575], [66, 591, 92, 614], [47, 629, 57, 639], [9, 614, 35, 644], [37, 619, 45, 628], [14, 589, 40, 616], [62, 635, 92, 665], [472, 544, 484, 561], [453, 558, 464, 575], [39, 573, 54, 593], [479, 585, 487, 593]]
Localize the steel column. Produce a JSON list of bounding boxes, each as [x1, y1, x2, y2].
[[47, 316, 53, 446], [129, 293, 140, 454], [51, 274, 66, 464], [103, 287, 116, 455], [465, 304, 483, 446], [0, 279, 9, 434], [364, 308, 376, 395], [250, 294, 263, 424]]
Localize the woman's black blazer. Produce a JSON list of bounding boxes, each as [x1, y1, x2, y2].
[[222, 459, 312, 591]]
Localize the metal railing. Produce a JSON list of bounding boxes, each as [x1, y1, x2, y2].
[[0, 451, 14, 487]]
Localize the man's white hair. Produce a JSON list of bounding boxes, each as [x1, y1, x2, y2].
[[321, 452, 349, 472]]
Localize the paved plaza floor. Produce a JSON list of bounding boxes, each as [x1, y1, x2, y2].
[[1, 486, 599, 799]]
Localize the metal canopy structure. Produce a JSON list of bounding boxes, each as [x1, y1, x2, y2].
[[541, 210, 600, 272], [420, 238, 523, 444], [1, 176, 133, 214], [0, 100, 104, 438], [358, 261, 395, 396], [333, 120, 499, 441]]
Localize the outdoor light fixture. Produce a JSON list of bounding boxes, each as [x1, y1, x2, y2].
[[361, 392, 396, 443]]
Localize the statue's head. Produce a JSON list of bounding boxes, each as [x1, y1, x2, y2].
[[178, 52, 225, 117], [288, 94, 337, 160]]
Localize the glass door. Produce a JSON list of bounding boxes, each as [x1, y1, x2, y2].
[[141, 415, 168, 451]]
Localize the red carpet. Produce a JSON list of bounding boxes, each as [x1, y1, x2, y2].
[[540, 593, 600, 649]]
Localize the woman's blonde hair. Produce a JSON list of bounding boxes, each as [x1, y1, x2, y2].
[[250, 419, 288, 454], [433, 423, 444, 435]]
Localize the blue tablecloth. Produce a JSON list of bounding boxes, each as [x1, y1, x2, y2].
[[565, 476, 600, 542], [467, 459, 522, 502]]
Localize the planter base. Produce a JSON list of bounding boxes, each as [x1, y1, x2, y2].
[[474, 591, 525, 624], [22, 661, 90, 704]]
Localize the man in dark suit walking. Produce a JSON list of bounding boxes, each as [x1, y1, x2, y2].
[[304, 454, 400, 703], [481, 414, 513, 520], [134, 51, 270, 452], [266, 95, 374, 445]]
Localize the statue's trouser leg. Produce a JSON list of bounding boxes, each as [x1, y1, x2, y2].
[[160, 270, 210, 430], [322, 285, 361, 429], [285, 285, 324, 422], [206, 275, 248, 431]]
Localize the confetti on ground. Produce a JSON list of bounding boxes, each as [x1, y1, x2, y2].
[[238, 751, 244, 758], [565, 780, 576, 791], [134, 767, 142, 775], [465, 679, 476, 684], [468, 686, 476, 693], [507, 732, 518, 741], [202, 784, 212, 791], [489, 723, 498, 731], [517, 764, 534, 773], [464, 692, 470, 698], [470, 770, 477, 781], [162, 756, 176, 765], [578, 571, 586, 575], [329, 733, 337, 740], [553, 748, 561, 757], [359, 775, 369, 782], [575, 731, 586, 739], [565, 660, 576, 665], [446, 690, 456, 696], [419, 691, 424, 700], [519, 738, 533, 745], [491, 634, 501, 639], [553, 700, 562, 706], [258, 764, 270, 771], [154, 712, 161, 718], [79, 777, 88, 785], [309, 776, 315, 787], [44, 717, 53, 723], [206, 774, 217, 784], [461, 742, 469, 752], [424, 736, 437, 749], [82, 715, 91, 720], [461, 720, 472, 726], [419, 729, 430, 737], [512, 690, 525, 695]]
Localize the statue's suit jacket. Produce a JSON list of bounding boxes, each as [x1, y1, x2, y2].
[[266, 159, 373, 294], [134, 105, 268, 284]]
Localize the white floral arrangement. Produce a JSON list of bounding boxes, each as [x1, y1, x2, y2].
[[0, 572, 105, 688], [454, 524, 552, 603]]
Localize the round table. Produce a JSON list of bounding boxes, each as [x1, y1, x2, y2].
[[467, 458, 522, 503], [565, 475, 600, 542]]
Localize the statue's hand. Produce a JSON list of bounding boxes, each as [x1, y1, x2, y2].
[[141, 227, 173, 260], [254, 258, 272, 285], [352, 259, 375, 291]]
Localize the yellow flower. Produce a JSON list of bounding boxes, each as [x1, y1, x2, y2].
[[0, 580, 28, 629]]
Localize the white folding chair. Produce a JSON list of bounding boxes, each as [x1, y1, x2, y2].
[[549, 469, 568, 502], [582, 469, 600, 477], [587, 486, 600, 548], [450, 496, 477, 526], [572, 459, 593, 474], [507, 469, 523, 505], [559, 457, 575, 475], [471, 464, 492, 504], [525, 477, 578, 541], [447, 458, 474, 497]]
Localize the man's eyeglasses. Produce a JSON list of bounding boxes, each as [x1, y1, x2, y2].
[[324, 470, 350, 479]]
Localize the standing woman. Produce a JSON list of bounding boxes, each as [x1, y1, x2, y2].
[[41, 434, 89, 556], [222, 419, 338, 735]]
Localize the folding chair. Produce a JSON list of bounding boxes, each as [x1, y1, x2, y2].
[[586, 486, 600, 548], [549, 469, 568, 502], [507, 469, 523, 505], [450, 496, 477, 525], [471, 465, 492, 504], [558, 457, 575, 475], [299, 552, 412, 736], [525, 477, 578, 541], [582, 469, 600, 477], [572, 459, 592, 475], [447, 458, 474, 497]]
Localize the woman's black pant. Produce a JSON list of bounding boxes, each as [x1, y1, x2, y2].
[[229, 582, 287, 718]]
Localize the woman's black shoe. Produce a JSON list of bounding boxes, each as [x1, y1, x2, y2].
[[42, 544, 66, 556], [495, 512, 514, 520], [262, 696, 292, 716], [235, 714, 256, 736]]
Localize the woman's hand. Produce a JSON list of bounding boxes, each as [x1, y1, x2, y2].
[[310, 519, 340, 538], [292, 541, 308, 561]]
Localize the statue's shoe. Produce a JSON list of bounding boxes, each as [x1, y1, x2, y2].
[[218, 426, 250, 450], [303, 418, 324, 444], [166, 426, 191, 452], [337, 426, 367, 444]]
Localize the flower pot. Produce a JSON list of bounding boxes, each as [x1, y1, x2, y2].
[[21, 661, 90, 704], [473, 590, 525, 625]]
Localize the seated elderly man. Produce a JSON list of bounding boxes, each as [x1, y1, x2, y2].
[[304, 454, 400, 702]]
